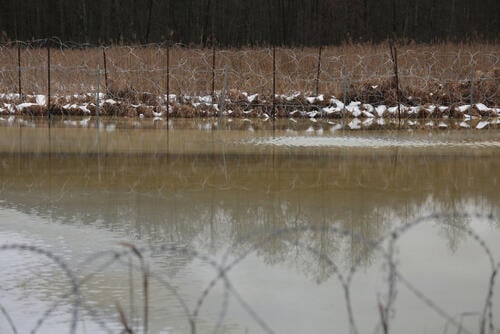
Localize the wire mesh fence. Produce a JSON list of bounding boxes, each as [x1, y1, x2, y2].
[[0, 39, 499, 119]]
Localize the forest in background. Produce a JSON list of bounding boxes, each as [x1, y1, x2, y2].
[[1, 0, 499, 46]]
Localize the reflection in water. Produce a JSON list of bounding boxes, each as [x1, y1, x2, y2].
[[0, 118, 499, 333]]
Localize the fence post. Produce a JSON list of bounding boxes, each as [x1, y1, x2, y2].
[[389, 40, 401, 126], [343, 73, 348, 126], [315, 46, 322, 96], [102, 48, 108, 94], [47, 45, 51, 118], [220, 65, 228, 117], [17, 45, 22, 99], [469, 69, 474, 120], [166, 40, 170, 122], [211, 44, 216, 108], [96, 65, 101, 123], [272, 46, 276, 118]]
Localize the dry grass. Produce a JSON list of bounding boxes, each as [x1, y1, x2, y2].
[[0, 42, 499, 118]]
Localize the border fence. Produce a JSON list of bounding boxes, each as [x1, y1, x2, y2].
[[0, 213, 499, 334], [0, 38, 499, 119]]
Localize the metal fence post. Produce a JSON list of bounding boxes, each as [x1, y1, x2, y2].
[[315, 46, 322, 96], [272, 46, 276, 119], [220, 65, 228, 117], [96, 65, 101, 123], [103, 48, 108, 94], [17, 45, 22, 99], [469, 69, 474, 120], [47, 45, 51, 118]]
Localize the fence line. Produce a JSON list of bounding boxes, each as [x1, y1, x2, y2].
[[0, 39, 499, 119], [0, 213, 498, 333]]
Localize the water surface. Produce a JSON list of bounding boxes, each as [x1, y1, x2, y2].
[[1, 117, 499, 333]]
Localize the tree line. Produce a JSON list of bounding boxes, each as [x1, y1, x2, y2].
[[1, 0, 498, 46]]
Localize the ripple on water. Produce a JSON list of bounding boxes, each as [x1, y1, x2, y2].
[[249, 136, 500, 149]]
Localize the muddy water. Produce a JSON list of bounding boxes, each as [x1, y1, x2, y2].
[[1, 117, 500, 334]]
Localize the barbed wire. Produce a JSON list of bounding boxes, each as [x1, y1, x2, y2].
[[0, 40, 499, 120], [0, 213, 498, 333]]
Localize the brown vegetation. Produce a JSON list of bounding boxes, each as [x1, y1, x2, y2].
[[0, 43, 499, 118]]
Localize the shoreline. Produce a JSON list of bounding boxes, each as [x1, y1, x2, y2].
[[1, 92, 499, 125]]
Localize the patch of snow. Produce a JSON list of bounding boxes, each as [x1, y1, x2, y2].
[[375, 105, 387, 117], [199, 95, 213, 104], [377, 118, 386, 125], [387, 106, 398, 114], [457, 105, 471, 113], [322, 106, 338, 115], [459, 122, 470, 128], [36, 95, 46, 106], [463, 114, 476, 120], [475, 103, 490, 112], [80, 105, 91, 113], [16, 103, 37, 110], [476, 121, 489, 129], [438, 106, 448, 112], [362, 110, 374, 118], [409, 106, 420, 115], [152, 110, 164, 117], [5, 104, 16, 113], [285, 92, 301, 101], [347, 102, 362, 117], [363, 104, 374, 113], [307, 110, 318, 118], [330, 98, 344, 109], [247, 94, 258, 103], [425, 105, 436, 113], [362, 118, 374, 126]]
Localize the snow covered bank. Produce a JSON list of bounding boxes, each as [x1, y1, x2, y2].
[[1, 91, 499, 123]]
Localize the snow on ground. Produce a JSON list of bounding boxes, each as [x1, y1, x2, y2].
[[0, 92, 499, 128], [35, 95, 46, 106]]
